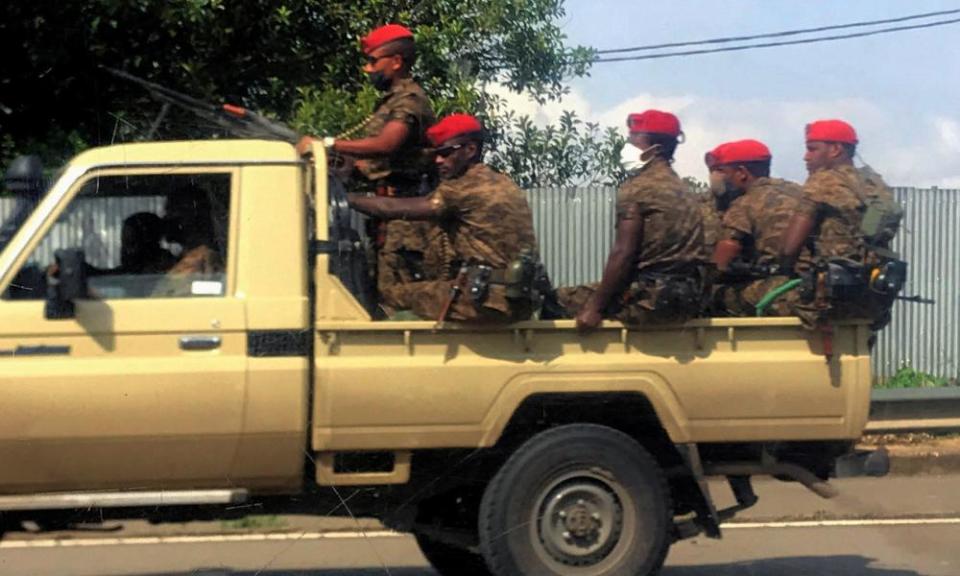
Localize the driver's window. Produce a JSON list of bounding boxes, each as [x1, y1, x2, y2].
[[3, 172, 231, 301]]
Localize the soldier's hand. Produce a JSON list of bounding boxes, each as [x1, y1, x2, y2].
[[296, 136, 316, 157], [575, 306, 603, 333]]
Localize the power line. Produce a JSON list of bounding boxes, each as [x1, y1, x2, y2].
[[593, 16, 960, 63], [596, 8, 960, 54]]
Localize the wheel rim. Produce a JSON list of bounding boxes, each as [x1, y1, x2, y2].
[[533, 471, 625, 567]]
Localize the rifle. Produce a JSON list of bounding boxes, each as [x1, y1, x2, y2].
[[101, 66, 299, 143]]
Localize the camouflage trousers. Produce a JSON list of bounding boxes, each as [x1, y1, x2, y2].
[[387, 280, 531, 323], [557, 277, 698, 325], [377, 220, 433, 312]]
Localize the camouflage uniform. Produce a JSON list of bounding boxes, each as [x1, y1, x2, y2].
[[390, 163, 539, 322], [354, 77, 438, 312], [699, 193, 723, 257], [558, 158, 706, 324], [794, 164, 901, 328], [713, 177, 805, 317]]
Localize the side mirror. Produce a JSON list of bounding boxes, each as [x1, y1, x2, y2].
[[45, 248, 89, 320]]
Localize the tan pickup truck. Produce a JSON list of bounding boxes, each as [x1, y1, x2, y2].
[[0, 141, 887, 576]]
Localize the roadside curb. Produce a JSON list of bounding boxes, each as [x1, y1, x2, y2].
[[860, 436, 960, 476]]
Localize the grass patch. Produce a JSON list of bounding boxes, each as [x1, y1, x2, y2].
[[220, 515, 287, 531], [875, 364, 953, 389]]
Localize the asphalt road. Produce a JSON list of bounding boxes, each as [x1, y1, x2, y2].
[[1, 475, 957, 576]]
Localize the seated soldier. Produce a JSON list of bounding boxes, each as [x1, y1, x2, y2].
[[780, 119, 903, 330], [347, 114, 539, 323], [558, 110, 706, 331], [708, 140, 808, 317], [152, 193, 224, 297]]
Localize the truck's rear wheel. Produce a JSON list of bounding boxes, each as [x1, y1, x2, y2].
[[479, 424, 671, 576], [414, 532, 491, 576]]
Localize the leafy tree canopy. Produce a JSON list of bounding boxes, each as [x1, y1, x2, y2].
[[2, 1, 625, 186]]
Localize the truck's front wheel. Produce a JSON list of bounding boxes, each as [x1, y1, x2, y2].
[[479, 424, 671, 576]]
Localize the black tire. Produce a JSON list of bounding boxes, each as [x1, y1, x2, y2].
[[479, 424, 671, 576], [414, 532, 492, 576]]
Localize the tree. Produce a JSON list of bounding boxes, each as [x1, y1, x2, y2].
[[2, 1, 621, 185]]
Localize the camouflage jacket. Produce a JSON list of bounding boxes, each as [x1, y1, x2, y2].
[[356, 77, 436, 186], [616, 157, 705, 273], [721, 177, 804, 267], [427, 163, 537, 275], [798, 164, 900, 261]]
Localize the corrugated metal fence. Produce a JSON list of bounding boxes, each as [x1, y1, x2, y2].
[[527, 186, 959, 382], [2, 186, 957, 381]]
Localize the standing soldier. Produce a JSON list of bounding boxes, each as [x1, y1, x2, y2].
[[347, 114, 540, 323], [298, 23, 437, 314], [707, 139, 806, 317], [780, 119, 903, 329], [559, 110, 705, 331]]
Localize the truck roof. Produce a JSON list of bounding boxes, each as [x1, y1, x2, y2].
[[68, 140, 299, 169]]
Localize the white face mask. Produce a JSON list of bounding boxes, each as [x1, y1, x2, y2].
[[620, 144, 642, 172], [620, 143, 660, 173]]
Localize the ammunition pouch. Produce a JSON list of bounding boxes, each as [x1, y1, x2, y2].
[[462, 252, 548, 312], [806, 253, 907, 304], [637, 271, 703, 312], [465, 265, 492, 306], [865, 247, 907, 296]]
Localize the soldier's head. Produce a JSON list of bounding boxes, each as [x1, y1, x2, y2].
[[625, 110, 683, 165], [120, 212, 166, 268], [804, 119, 858, 174], [361, 24, 416, 91], [428, 114, 485, 180], [707, 139, 772, 199]]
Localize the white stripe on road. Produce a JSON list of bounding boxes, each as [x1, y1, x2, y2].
[[723, 517, 960, 529], [4, 518, 960, 549]]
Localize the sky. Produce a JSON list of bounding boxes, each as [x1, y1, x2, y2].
[[495, 0, 960, 187]]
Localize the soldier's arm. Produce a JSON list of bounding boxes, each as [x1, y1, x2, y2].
[[334, 120, 411, 156], [347, 193, 438, 220], [712, 239, 743, 271], [576, 213, 643, 331], [779, 199, 818, 271]]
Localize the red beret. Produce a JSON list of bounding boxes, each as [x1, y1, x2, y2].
[[426, 114, 483, 147], [805, 119, 858, 145], [707, 139, 771, 166], [361, 24, 414, 55], [627, 110, 682, 138]]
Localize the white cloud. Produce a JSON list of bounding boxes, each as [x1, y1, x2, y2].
[[489, 84, 960, 188]]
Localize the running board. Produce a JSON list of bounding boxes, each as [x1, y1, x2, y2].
[[0, 489, 248, 511]]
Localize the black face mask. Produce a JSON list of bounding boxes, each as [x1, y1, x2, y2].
[[367, 71, 392, 92]]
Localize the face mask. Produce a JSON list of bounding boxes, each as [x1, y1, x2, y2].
[[709, 173, 727, 197], [620, 143, 660, 173], [367, 71, 391, 92], [619, 145, 642, 172]]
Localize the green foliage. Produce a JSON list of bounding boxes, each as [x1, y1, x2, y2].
[[876, 364, 952, 389], [487, 110, 625, 188], [3, 0, 596, 174]]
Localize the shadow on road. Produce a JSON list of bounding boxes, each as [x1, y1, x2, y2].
[[664, 554, 925, 576], [120, 554, 929, 576]]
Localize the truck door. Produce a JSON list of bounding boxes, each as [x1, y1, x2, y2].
[[0, 169, 247, 493]]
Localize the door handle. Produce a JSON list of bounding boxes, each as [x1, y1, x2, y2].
[[179, 335, 222, 351]]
